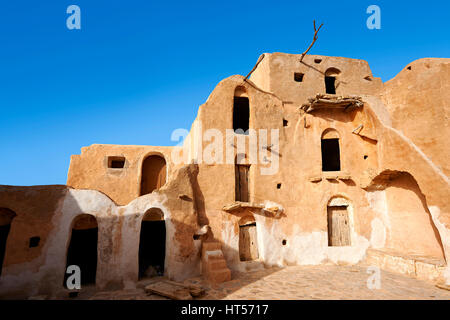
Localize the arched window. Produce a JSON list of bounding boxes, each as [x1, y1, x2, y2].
[[321, 129, 341, 171], [0, 208, 15, 277], [324, 68, 341, 94], [140, 155, 167, 195], [233, 86, 249, 134], [139, 208, 165, 279], [64, 214, 98, 286]]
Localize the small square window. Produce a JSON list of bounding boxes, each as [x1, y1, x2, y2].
[[108, 156, 125, 169], [277, 183, 281, 189], [294, 73, 304, 82], [29, 236, 40, 248]]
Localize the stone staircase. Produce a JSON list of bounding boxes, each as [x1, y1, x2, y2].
[[201, 242, 231, 284]]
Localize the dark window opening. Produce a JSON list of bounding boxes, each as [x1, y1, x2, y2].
[[140, 155, 167, 195], [235, 164, 249, 202], [29, 236, 40, 248], [64, 218, 98, 287], [314, 59, 322, 64], [283, 119, 288, 127], [364, 155, 368, 160], [277, 183, 281, 189], [139, 209, 165, 279], [193, 234, 201, 240], [233, 97, 249, 134], [321, 138, 341, 171], [282, 239, 287, 246], [407, 66, 411, 70], [325, 76, 336, 94], [108, 156, 125, 169], [294, 73, 304, 82]]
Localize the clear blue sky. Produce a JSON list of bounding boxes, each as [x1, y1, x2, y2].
[[0, 0, 448, 186]]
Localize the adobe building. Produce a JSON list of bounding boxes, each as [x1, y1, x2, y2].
[[0, 53, 449, 299]]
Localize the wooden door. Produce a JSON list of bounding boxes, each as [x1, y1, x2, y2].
[[235, 165, 249, 202], [239, 223, 259, 261], [327, 206, 351, 246]]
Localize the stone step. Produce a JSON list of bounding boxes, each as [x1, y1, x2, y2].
[[202, 242, 222, 255], [364, 249, 446, 283], [206, 259, 228, 273], [207, 268, 231, 284], [204, 250, 224, 261]]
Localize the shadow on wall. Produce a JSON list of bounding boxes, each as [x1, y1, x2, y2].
[[368, 170, 446, 261], [0, 183, 280, 300]]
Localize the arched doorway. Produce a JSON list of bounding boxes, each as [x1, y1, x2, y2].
[[321, 129, 341, 172], [140, 155, 167, 196], [239, 215, 259, 261], [64, 214, 98, 287], [139, 208, 166, 279], [0, 208, 16, 277], [327, 197, 351, 247]]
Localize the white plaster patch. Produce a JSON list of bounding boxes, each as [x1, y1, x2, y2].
[[370, 218, 386, 248], [429, 206, 450, 284]]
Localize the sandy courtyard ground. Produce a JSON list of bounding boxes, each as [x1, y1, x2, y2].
[[77, 264, 450, 300]]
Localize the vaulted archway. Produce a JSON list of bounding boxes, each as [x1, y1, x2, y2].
[[64, 214, 98, 287], [140, 155, 167, 196], [0, 208, 16, 277], [138, 208, 166, 279]]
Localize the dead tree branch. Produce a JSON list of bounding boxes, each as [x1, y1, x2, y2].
[[243, 54, 265, 81], [300, 20, 323, 62]]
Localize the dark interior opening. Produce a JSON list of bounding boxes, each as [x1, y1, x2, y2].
[[0, 208, 15, 278], [140, 155, 167, 195], [139, 217, 165, 279], [108, 156, 125, 169], [64, 227, 98, 287], [283, 119, 288, 127], [294, 73, 304, 82], [0, 224, 11, 277], [277, 183, 281, 189], [233, 97, 249, 134], [29, 236, 40, 248], [325, 76, 336, 94], [321, 138, 341, 171]]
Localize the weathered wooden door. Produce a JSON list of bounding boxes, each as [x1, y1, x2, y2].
[[239, 223, 259, 261], [235, 165, 249, 202], [327, 206, 351, 246]]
